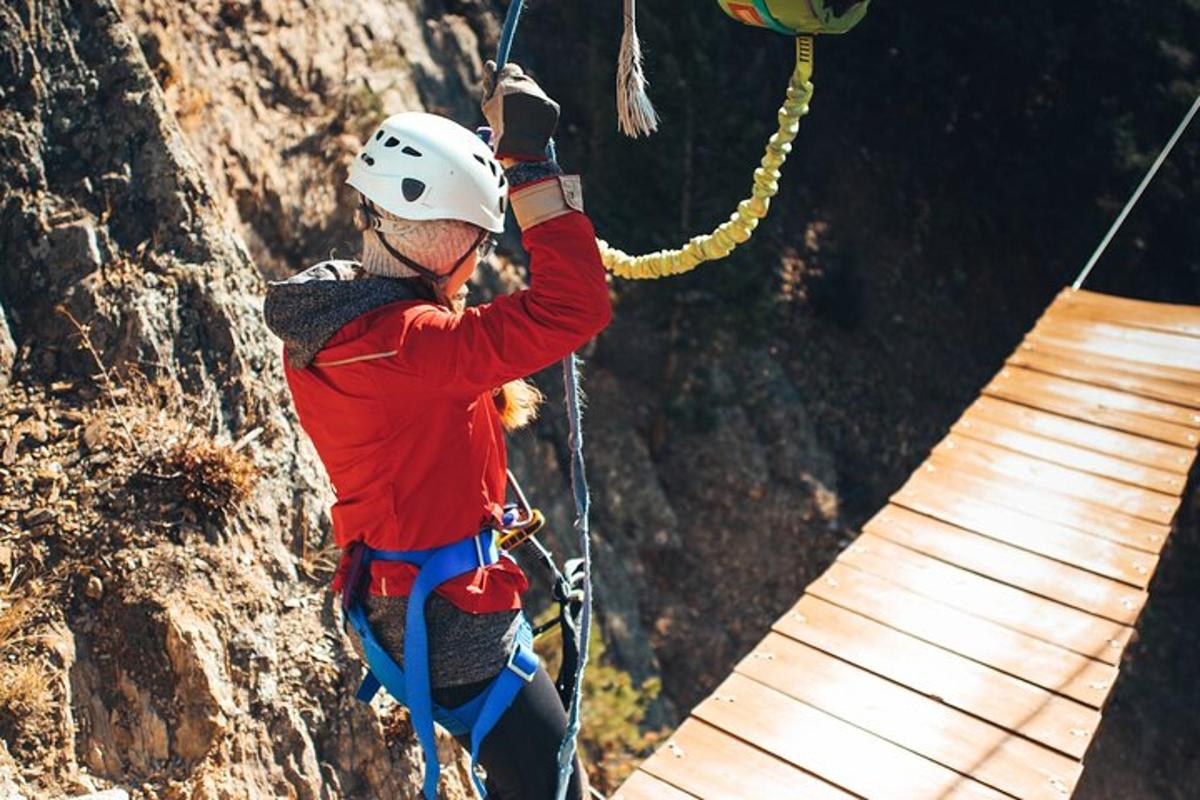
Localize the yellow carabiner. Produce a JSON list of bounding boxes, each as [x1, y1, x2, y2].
[[497, 507, 546, 551]]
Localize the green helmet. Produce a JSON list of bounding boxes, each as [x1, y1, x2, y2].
[[717, 0, 870, 36]]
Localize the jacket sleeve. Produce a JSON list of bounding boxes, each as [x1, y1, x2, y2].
[[393, 210, 612, 393]]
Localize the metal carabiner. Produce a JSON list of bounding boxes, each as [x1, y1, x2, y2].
[[497, 469, 547, 550]]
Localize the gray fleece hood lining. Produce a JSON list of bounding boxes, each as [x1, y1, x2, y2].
[[262, 260, 425, 369]]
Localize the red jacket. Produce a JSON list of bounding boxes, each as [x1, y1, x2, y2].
[[284, 211, 611, 613]]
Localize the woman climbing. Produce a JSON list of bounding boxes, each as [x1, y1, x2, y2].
[[264, 64, 608, 799]]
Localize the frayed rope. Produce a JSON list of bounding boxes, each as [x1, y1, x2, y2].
[[616, 0, 659, 138]]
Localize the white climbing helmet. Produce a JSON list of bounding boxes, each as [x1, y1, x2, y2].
[[347, 112, 508, 233]]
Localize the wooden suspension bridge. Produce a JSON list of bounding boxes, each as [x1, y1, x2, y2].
[[613, 287, 1200, 800]]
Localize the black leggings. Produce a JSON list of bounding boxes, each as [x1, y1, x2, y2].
[[435, 666, 586, 800]]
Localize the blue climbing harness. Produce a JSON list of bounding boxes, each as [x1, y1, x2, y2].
[[343, 530, 540, 800]]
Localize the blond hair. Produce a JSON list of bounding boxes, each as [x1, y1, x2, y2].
[[493, 379, 545, 431]]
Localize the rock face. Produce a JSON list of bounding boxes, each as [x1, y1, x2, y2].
[[117, 0, 497, 278]]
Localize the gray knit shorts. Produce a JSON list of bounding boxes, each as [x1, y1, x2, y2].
[[347, 592, 523, 688]]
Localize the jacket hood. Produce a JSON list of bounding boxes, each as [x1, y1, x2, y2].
[[262, 260, 423, 368]]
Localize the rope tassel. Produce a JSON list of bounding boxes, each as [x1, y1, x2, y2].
[[616, 0, 659, 137]]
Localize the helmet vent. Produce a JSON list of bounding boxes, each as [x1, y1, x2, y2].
[[499, 196, 507, 214], [498, 173, 506, 189], [473, 154, 488, 168], [374, 130, 384, 141], [402, 178, 427, 202], [384, 136, 401, 148], [361, 153, 375, 166], [402, 146, 423, 157]]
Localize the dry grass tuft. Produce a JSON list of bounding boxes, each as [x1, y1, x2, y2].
[[0, 588, 53, 729], [0, 661, 53, 722], [147, 436, 259, 518]]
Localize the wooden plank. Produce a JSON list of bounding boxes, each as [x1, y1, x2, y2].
[[863, 504, 1148, 625], [839, 534, 1133, 665], [929, 434, 1181, 525], [925, 443, 1177, 539], [694, 673, 1010, 800], [987, 366, 1200, 436], [1024, 333, 1200, 390], [612, 771, 699, 800], [985, 378, 1199, 448], [964, 396, 1196, 475], [952, 411, 1189, 495], [1051, 287, 1200, 338], [808, 562, 1118, 707], [1035, 314, 1200, 363], [1050, 287, 1200, 339], [776, 595, 1101, 759], [639, 719, 853, 800], [1023, 325, 1200, 385], [738, 632, 1084, 799], [1025, 328, 1200, 378], [984, 368, 1199, 448], [891, 477, 1158, 587], [905, 463, 1168, 553], [1027, 319, 1200, 375], [917, 457, 1174, 549], [1008, 342, 1200, 408]]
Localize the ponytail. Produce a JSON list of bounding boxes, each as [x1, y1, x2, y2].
[[493, 379, 544, 431]]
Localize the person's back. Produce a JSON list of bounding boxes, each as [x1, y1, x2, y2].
[[271, 263, 511, 554]]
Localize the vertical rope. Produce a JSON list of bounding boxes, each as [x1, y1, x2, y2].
[[555, 353, 592, 800], [493, 7, 592, 799], [495, 0, 526, 71]]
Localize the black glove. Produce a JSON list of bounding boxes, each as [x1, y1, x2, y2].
[[482, 61, 560, 161]]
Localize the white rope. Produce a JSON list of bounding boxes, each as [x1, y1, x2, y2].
[[1073, 90, 1200, 290]]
